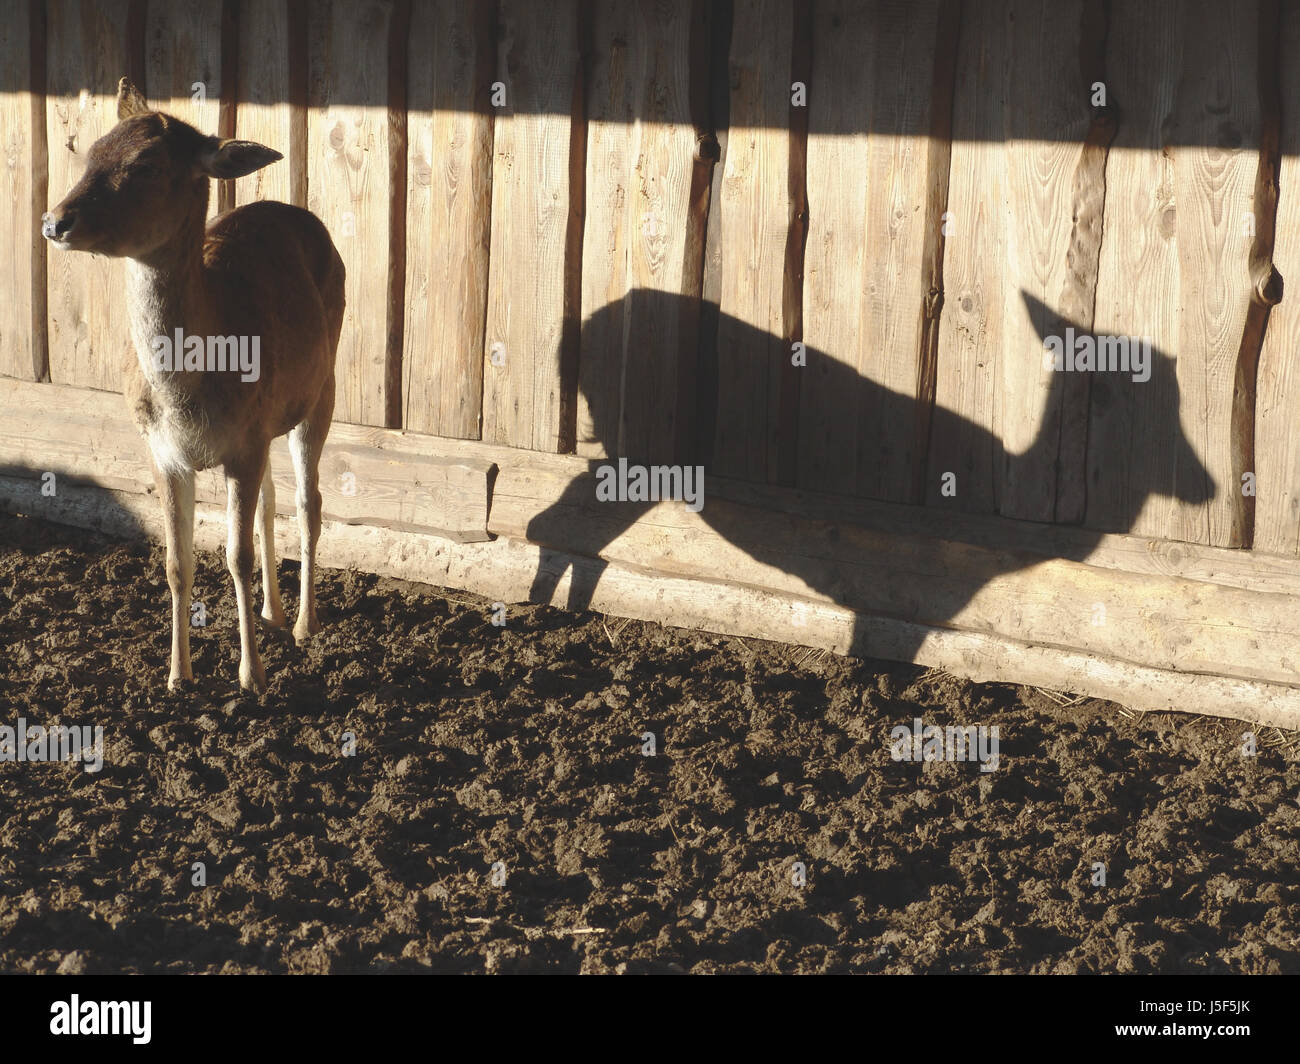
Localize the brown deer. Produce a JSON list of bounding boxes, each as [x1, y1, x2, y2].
[[42, 78, 344, 694]]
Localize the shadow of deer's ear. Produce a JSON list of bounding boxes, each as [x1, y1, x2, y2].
[[196, 138, 283, 180], [116, 76, 150, 121]]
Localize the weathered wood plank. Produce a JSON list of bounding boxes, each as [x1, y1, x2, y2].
[[402, 0, 493, 439], [801, 0, 941, 501], [1255, 0, 1300, 555], [576, 0, 696, 464], [995, 0, 1088, 523], [1088, 0, 1183, 540], [0, 0, 40, 380], [234, 0, 294, 207], [931, 0, 1088, 520], [306, 0, 395, 426], [711, 0, 792, 483], [927, 0, 1006, 513], [482, 0, 580, 452], [44, 0, 136, 392], [145, 0, 223, 218], [1092, 2, 1256, 547], [0, 380, 493, 540], [488, 456, 1300, 688], [1166, 0, 1257, 546], [18, 376, 1300, 596]]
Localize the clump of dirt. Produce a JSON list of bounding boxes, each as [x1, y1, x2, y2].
[[1, 512, 1297, 973]]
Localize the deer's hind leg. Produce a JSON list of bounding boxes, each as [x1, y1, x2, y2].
[[288, 374, 334, 645], [257, 462, 288, 627]]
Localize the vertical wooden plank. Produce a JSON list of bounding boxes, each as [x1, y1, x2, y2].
[[1088, 1, 1182, 539], [927, 0, 1007, 513], [145, 0, 224, 219], [1255, 2, 1300, 555], [576, 0, 696, 464], [1166, 0, 1256, 546], [482, 0, 579, 452], [234, 0, 294, 206], [930, 0, 1088, 519], [800, 0, 940, 502], [711, 0, 792, 484], [307, 0, 395, 427], [44, 0, 135, 392], [994, 1, 1088, 523], [1091, 0, 1255, 547], [402, 0, 493, 439], [0, 0, 38, 380]]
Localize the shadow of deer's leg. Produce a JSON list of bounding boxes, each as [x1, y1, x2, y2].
[[157, 465, 195, 690], [288, 378, 333, 644], [257, 461, 287, 627], [225, 456, 268, 692]]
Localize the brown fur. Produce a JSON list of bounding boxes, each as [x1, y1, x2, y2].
[[44, 78, 344, 693]]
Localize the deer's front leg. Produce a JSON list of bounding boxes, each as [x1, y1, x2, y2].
[[158, 467, 196, 690], [226, 457, 268, 693]]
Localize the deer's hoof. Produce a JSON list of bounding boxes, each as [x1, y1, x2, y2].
[[260, 606, 289, 629], [293, 617, 320, 645], [239, 666, 268, 694]]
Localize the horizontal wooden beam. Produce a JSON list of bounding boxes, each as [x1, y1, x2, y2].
[[487, 455, 1300, 688], [3, 474, 1299, 730], [0, 379, 494, 542], [5, 378, 1300, 725]]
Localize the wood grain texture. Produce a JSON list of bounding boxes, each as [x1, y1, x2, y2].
[[1167, 0, 1257, 546], [481, 0, 580, 452], [800, 0, 940, 501], [1255, 1, 1300, 555], [0, 379, 493, 540], [711, 0, 793, 483], [1002, 0, 1091, 524], [234, 0, 295, 207], [1091, 0, 1255, 547], [926, 0, 1008, 513], [402, 0, 494, 439], [44, 0, 136, 392], [145, 0, 223, 220], [930, 1, 1090, 521], [576, 0, 696, 464], [307, 0, 395, 426], [0, 0, 39, 380]]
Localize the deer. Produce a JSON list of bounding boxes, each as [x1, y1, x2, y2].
[[42, 78, 345, 695]]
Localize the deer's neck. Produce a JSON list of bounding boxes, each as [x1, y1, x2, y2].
[[125, 208, 213, 406]]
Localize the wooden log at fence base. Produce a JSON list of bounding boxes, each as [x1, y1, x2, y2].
[[3, 472, 1299, 732], [0, 381, 494, 543], [6, 379, 1300, 725], [486, 456, 1300, 688]]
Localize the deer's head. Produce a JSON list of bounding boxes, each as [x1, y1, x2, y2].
[[42, 77, 281, 260]]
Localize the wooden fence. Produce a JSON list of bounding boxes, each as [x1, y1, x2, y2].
[[5, 0, 1300, 726]]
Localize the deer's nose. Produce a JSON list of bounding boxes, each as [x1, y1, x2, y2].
[[42, 209, 76, 241]]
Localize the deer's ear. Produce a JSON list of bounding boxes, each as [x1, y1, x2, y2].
[[196, 138, 283, 179], [116, 77, 151, 120]]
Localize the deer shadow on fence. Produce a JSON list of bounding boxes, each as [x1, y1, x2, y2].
[[525, 288, 1216, 662]]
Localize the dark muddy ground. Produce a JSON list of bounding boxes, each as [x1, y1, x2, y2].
[[1, 512, 1298, 974]]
